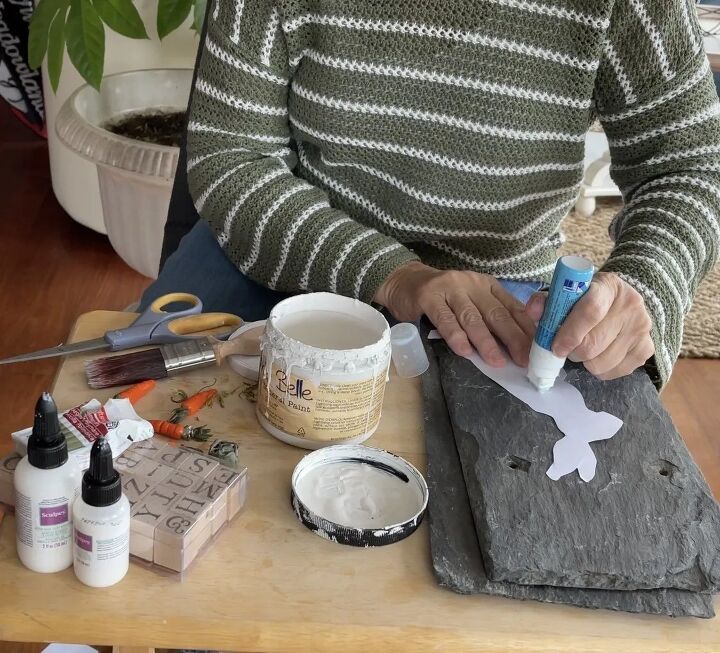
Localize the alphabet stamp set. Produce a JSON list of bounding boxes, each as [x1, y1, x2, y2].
[[116, 438, 247, 573]]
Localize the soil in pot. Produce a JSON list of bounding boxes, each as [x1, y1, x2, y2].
[[103, 110, 186, 147]]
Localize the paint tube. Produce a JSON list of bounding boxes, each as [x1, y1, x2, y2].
[[528, 256, 594, 392], [11, 398, 153, 470]]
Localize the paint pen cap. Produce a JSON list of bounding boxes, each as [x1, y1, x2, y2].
[[527, 341, 565, 392], [27, 392, 68, 469], [390, 323, 430, 378]]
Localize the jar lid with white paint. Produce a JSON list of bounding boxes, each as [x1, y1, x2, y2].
[[291, 444, 429, 547]]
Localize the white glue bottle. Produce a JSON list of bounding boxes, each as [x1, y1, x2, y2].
[[73, 436, 130, 587], [14, 392, 81, 573]]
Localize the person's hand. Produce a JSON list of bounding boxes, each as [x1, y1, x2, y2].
[[374, 261, 536, 367], [525, 271, 654, 380]]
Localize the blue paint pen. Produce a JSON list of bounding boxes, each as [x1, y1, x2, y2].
[[527, 255, 594, 392]]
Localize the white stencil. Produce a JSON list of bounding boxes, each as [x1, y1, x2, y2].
[[428, 331, 623, 482]]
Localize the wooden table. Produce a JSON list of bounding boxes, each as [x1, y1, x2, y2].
[[0, 311, 718, 652]]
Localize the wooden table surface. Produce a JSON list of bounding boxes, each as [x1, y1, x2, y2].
[[0, 311, 718, 653]]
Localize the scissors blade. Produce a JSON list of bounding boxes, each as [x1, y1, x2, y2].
[[0, 338, 109, 365]]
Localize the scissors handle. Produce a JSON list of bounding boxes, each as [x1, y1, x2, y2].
[[149, 313, 244, 343], [131, 293, 203, 327], [103, 293, 241, 350]]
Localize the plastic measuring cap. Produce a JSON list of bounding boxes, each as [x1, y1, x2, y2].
[[390, 323, 430, 378]]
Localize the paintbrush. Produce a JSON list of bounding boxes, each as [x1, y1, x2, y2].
[[85, 327, 264, 389]]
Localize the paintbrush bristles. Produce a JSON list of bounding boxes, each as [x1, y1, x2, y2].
[[85, 348, 168, 389], [84, 331, 263, 389]]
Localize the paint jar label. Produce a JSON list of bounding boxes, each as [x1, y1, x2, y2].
[[258, 361, 388, 442]]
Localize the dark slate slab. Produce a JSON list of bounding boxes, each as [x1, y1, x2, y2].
[[422, 337, 716, 617], [431, 337, 720, 593]]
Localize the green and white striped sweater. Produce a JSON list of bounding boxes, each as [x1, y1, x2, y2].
[[187, 0, 720, 385]]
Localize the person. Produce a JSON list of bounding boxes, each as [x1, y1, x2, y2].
[[142, 0, 720, 388]]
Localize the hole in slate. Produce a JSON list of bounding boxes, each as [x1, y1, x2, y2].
[[504, 455, 531, 473], [654, 459, 679, 480]]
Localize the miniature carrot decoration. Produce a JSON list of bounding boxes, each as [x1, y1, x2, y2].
[[170, 383, 218, 423], [150, 419, 211, 442], [114, 379, 156, 404]]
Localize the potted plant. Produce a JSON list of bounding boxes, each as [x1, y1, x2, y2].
[[28, 0, 206, 277], [30, 0, 207, 91]]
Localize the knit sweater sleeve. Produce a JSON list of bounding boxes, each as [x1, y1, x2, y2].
[[185, 0, 418, 301], [594, 0, 720, 386]]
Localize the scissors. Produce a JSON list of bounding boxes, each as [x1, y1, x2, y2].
[[0, 293, 243, 365]]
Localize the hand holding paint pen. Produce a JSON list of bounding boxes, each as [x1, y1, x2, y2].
[[528, 256, 594, 392]]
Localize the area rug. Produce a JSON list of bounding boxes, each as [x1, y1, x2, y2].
[[560, 199, 720, 358]]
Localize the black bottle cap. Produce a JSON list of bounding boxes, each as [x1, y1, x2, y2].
[[27, 392, 69, 469], [82, 437, 122, 507]]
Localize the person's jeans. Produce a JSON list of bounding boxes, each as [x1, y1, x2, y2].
[[139, 220, 544, 318], [139, 221, 290, 321]]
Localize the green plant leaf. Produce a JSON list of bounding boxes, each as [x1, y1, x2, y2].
[[28, 0, 68, 69], [66, 0, 105, 90], [47, 5, 69, 92], [157, 0, 193, 39], [92, 0, 148, 39], [193, 0, 207, 34]]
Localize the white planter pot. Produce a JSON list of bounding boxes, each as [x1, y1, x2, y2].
[[39, 0, 198, 233], [56, 69, 193, 278]]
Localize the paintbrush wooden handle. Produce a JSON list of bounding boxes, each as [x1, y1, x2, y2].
[[210, 326, 264, 361]]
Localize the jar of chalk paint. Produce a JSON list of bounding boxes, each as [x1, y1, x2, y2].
[[257, 293, 391, 449]]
